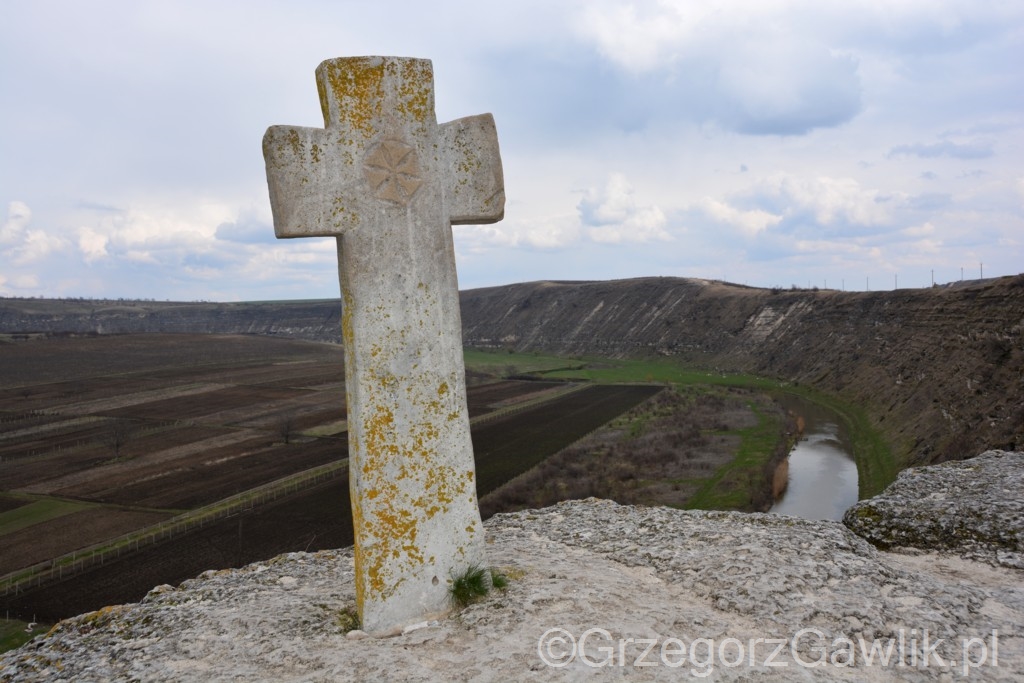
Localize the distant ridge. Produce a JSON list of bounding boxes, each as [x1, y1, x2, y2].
[[3, 274, 1022, 469], [0, 298, 343, 343]]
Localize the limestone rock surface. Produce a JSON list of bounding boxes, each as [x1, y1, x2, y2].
[[844, 450, 1024, 569], [2, 497, 1020, 681]]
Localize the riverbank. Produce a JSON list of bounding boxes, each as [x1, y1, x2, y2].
[[773, 386, 896, 499], [770, 396, 858, 520], [480, 385, 798, 516]]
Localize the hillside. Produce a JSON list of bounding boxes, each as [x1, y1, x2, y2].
[[3, 274, 1022, 468], [460, 276, 1024, 469], [0, 298, 343, 343]]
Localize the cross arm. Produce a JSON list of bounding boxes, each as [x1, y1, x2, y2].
[[263, 125, 362, 238], [439, 114, 505, 225]]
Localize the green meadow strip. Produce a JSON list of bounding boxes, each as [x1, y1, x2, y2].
[[684, 401, 782, 511], [463, 348, 584, 376], [0, 498, 95, 537]]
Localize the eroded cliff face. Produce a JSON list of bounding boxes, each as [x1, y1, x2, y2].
[[3, 275, 1022, 467], [459, 276, 1024, 467]]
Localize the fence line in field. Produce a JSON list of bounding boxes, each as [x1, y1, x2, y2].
[[2, 381, 594, 598], [0, 459, 347, 598]]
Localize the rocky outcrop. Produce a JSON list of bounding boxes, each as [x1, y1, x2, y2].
[[3, 486, 1021, 681], [844, 450, 1023, 569]]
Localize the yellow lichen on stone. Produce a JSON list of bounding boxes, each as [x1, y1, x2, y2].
[[341, 287, 355, 350], [362, 403, 397, 470], [286, 128, 303, 157], [350, 495, 367, 612], [395, 59, 432, 124], [318, 58, 386, 139]]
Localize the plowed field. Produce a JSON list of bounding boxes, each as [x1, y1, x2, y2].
[[1, 335, 661, 621]]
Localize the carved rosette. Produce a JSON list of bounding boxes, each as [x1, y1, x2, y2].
[[363, 138, 423, 205]]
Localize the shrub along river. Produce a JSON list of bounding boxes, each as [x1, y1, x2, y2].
[[770, 395, 859, 521]]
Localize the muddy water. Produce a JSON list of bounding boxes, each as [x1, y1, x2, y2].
[[770, 396, 859, 521]]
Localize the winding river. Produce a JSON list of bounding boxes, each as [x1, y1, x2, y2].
[[770, 396, 859, 521]]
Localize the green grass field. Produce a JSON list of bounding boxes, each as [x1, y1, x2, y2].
[[0, 498, 93, 537], [463, 348, 586, 376], [683, 400, 784, 510], [0, 619, 49, 653], [467, 349, 778, 389]]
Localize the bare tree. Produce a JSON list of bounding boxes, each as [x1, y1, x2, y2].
[[279, 416, 295, 444], [104, 418, 136, 461]]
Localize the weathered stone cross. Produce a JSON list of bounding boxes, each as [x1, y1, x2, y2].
[[262, 56, 504, 635]]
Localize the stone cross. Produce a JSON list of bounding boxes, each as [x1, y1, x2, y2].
[[262, 56, 504, 635]]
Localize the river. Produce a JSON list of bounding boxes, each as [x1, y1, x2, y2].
[[770, 396, 859, 521]]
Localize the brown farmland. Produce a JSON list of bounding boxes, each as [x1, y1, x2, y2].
[[0, 335, 658, 621]]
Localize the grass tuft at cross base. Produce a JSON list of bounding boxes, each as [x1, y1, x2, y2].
[[448, 565, 508, 608]]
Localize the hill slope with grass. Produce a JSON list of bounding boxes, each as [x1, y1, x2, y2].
[[460, 275, 1024, 469]]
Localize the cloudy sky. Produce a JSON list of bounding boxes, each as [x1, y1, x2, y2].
[[2, 0, 1021, 301]]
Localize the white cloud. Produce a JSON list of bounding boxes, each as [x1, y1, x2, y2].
[[575, 0, 862, 135], [123, 250, 158, 265], [454, 172, 672, 253], [2, 204, 70, 266], [1, 201, 31, 245], [578, 173, 671, 244], [215, 214, 276, 244], [454, 213, 582, 252], [10, 274, 40, 290], [78, 226, 109, 262], [10, 229, 69, 265], [577, 1, 704, 73], [712, 36, 861, 135], [889, 139, 994, 159], [698, 198, 782, 237], [0, 1, 1021, 298], [748, 173, 893, 230], [901, 221, 936, 238]]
